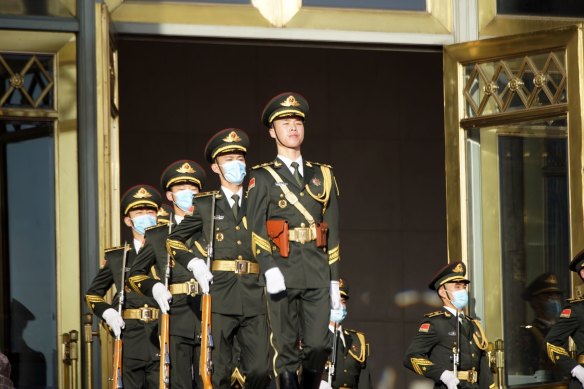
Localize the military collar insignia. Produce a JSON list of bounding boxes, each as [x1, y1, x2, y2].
[[134, 187, 153, 199], [223, 131, 242, 143], [176, 162, 196, 174], [280, 95, 301, 107]]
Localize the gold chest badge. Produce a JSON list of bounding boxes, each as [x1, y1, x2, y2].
[[216, 232, 224, 241], [278, 199, 287, 208]]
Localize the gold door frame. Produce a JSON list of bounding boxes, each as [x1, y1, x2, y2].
[[444, 24, 584, 341]]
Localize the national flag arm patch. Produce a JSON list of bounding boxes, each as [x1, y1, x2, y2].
[[560, 308, 571, 318], [419, 323, 430, 332], [248, 177, 256, 191]]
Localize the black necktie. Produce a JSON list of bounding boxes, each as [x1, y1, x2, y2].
[[231, 194, 240, 218], [290, 161, 303, 186]]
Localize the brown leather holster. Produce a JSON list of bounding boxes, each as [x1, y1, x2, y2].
[[315, 222, 328, 248], [266, 220, 290, 257]]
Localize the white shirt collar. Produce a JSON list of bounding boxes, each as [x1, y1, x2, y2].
[[277, 154, 304, 176], [444, 306, 463, 319], [328, 324, 346, 348], [133, 238, 143, 254], [222, 186, 243, 207], [174, 214, 184, 225]]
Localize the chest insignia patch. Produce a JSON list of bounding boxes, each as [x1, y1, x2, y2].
[[279, 200, 287, 208], [248, 177, 255, 191], [419, 323, 430, 333], [275, 182, 288, 187], [448, 331, 456, 336], [560, 308, 572, 318], [312, 177, 321, 186]]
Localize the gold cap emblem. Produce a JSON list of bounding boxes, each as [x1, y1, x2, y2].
[[134, 187, 153, 199], [223, 131, 242, 143], [453, 263, 464, 273], [176, 162, 196, 174], [280, 95, 300, 107], [547, 274, 558, 284]]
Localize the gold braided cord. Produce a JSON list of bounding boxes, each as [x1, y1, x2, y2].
[[305, 166, 332, 213], [242, 216, 248, 230], [546, 342, 570, 364], [128, 274, 150, 294], [471, 319, 489, 350], [348, 332, 366, 362], [410, 358, 433, 375], [166, 239, 193, 259], [195, 241, 208, 257], [328, 245, 340, 264]]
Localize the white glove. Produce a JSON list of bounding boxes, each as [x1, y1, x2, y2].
[[187, 258, 213, 294], [152, 282, 172, 313], [319, 380, 332, 389], [330, 280, 341, 310], [102, 308, 125, 337], [440, 370, 459, 389], [572, 365, 584, 385], [265, 267, 286, 294]]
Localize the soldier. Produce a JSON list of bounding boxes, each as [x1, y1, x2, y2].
[[167, 128, 270, 388], [403, 261, 493, 389], [512, 273, 563, 378], [544, 249, 584, 387], [246, 92, 342, 389], [128, 160, 206, 389], [85, 185, 162, 388], [321, 278, 372, 389]]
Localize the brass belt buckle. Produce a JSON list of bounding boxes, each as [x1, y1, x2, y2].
[[139, 306, 154, 322], [235, 260, 249, 274], [187, 279, 199, 296], [296, 227, 310, 244], [468, 369, 477, 384]]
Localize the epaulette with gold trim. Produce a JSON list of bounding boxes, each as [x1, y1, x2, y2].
[[306, 160, 332, 169], [251, 161, 275, 170], [195, 190, 221, 198], [568, 297, 584, 303], [424, 310, 451, 318], [145, 224, 161, 232]]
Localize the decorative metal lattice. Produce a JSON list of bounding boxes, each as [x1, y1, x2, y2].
[[463, 50, 566, 118], [0, 54, 54, 110]]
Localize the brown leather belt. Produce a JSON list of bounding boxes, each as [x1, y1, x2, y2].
[[578, 354, 584, 364], [288, 225, 317, 244], [169, 279, 200, 296], [212, 259, 259, 274], [122, 306, 159, 323], [457, 369, 478, 384]]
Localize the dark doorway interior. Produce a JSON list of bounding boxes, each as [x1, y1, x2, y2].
[[118, 36, 446, 387]]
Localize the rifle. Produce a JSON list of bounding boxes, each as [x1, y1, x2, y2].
[[159, 215, 172, 389], [200, 193, 216, 389], [111, 242, 129, 389], [327, 323, 338, 385]]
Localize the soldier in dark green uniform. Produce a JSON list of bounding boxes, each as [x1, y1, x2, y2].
[[403, 261, 494, 389], [85, 184, 162, 388], [544, 249, 584, 388], [246, 92, 342, 389], [321, 278, 371, 389], [128, 160, 206, 389], [167, 128, 270, 388]]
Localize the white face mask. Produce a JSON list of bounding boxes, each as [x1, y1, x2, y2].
[[220, 160, 246, 185], [450, 289, 469, 310], [131, 214, 157, 235], [173, 189, 195, 212]]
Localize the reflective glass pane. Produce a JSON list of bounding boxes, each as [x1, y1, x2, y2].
[[0, 1, 74, 17], [0, 54, 54, 110], [467, 116, 570, 387], [138, 0, 426, 10], [5, 127, 56, 388], [497, 0, 584, 18]]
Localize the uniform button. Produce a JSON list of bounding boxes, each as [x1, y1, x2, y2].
[[472, 353, 475, 357], [237, 240, 242, 245], [343, 369, 348, 373], [300, 192, 304, 196], [238, 255, 243, 260], [235, 226, 240, 230], [272, 246, 277, 251], [216, 227, 220, 231], [280, 194, 284, 198], [301, 223, 305, 227]]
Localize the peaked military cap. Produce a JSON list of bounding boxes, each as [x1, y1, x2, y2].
[[428, 261, 470, 291], [522, 272, 561, 300], [569, 248, 584, 272], [261, 92, 309, 127], [339, 277, 350, 300], [121, 184, 161, 215], [157, 203, 173, 225], [204, 128, 250, 163], [160, 160, 206, 191]]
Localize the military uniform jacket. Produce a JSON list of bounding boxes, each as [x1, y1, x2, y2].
[[325, 327, 372, 389], [403, 309, 494, 389], [85, 246, 159, 362], [167, 190, 266, 317], [128, 223, 202, 339], [544, 298, 584, 376], [246, 158, 340, 288]]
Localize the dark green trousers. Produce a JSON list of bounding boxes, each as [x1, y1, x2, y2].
[[170, 335, 196, 389], [211, 312, 270, 389], [122, 357, 159, 389], [267, 287, 330, 376]]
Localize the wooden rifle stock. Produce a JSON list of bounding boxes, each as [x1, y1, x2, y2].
[[159, 216, 172, 388], [111, 338, 123, 389], [200, 293, 213, 388]]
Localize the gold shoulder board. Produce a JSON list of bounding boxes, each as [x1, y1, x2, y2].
[[251, 161, 275, 170], [104, 246, 125, 253], [568, 297, 584, 303], [145, 224, 161, 232], [424, 311, 448, 318], [306, 160, 332, 169], [195, 190, 221, 198]]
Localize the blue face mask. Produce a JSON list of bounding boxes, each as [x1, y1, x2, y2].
[[543, 299, 562, 319], [330, 307, 347, 324], [173, 189, 195, 213], [450, 289, 469, 310], [131, 214, 157, 235], [221, 160, 246, 185]]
